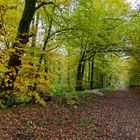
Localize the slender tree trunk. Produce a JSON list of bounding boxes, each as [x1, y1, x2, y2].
[[75, 45, 87, 91], [88, 61, 91, 89], [30, 13, 39, 66], [109, 76, 112, 86], [76, 61, 85, 91], [87, 58, 95, 89], [58, 62, 61, 84], [67, 65, 70, 87], [44, 57, 48, 80], [101, 74, 104, 88], [36, 17, 53, 79], [1, 0, 37, 92], [90, 58, 94, 89], [31, 13, 39, 48]]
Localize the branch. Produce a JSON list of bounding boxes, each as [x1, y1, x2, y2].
[[104, 14, 140, 21], [35, 2, 60, 11], [49, 28, 76, 39], [46, 45, 60, 52], [81, 48, 132, 62]]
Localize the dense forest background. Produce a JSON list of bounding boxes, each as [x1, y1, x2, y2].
[[0, 0, 140, 107]]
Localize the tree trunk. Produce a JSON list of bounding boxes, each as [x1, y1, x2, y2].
[[30, 13, 39, 66], [44, 57, 48, 80], [76, 61, 85, 91], [108, 76, 112, 86], [88, 61, 91, 89], [88, 58, 95, 89], [35, 17, 53, 79], [101, 74, 104, 88], [1, 0, 37, 92], [68, 66, 70, 87], [90, 58, 94, 89]]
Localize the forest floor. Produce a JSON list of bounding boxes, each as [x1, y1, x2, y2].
[[0, 88, 140, 140]]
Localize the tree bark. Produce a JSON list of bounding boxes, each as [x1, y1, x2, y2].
[[76, 61, 85, 91], [75, 45, 87, 91]]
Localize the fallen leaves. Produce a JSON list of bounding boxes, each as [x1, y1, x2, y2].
[[0, 88, 139, 139]]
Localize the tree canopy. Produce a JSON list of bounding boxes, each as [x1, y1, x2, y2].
[[0, 0, 139, 107]]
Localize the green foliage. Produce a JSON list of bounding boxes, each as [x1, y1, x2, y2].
[[128, 57, 140, 87], [51, 87, 92, 106], [78, 117, 93, 127], [65, 92, 79, 106], [126, 8, 140, 87], [75, 136, 81, 140], [27, 120, 34, 128], [51, 85, 79, 106], [0, 0, 139, 108], [58, 117, 66, 125], [0, 92, 16, 108]]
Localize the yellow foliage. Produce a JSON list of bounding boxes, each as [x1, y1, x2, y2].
[[0, 64, 8, 72], [0, 0, 8, 6], [34, 92, 46, 106], [55, 0, 70, 6]]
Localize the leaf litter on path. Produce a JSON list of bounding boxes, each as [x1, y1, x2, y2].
[[0, 88, 140, 139]]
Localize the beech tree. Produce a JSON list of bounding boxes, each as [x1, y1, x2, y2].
[[127, 8, 140, 87], [65, 0, 130, 90], [0, 0, 70, 105], [0, 0, 139, 107]]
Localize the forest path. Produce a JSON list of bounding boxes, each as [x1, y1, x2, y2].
[[94, 88, 140, 140], [0, 88, 140, 139]]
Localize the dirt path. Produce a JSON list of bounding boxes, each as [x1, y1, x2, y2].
[[0, 88, 139, 140], [94, 88, 140, 140]]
